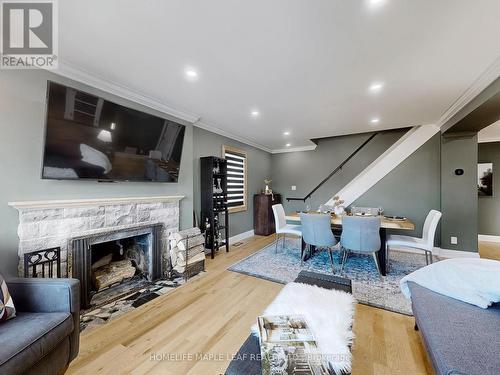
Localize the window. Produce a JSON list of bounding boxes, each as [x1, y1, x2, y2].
[[222, 145, 247, 213]]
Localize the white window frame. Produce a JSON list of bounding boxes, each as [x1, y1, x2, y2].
[[222, 145, 247, 213]]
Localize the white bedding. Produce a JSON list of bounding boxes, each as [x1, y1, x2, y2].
[[80, 144, 112, 173], [252, 282, 356, 374], [400, 258, 500, 308]]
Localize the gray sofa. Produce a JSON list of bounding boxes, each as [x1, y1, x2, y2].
[[409, 281, 500, 375], [0, 278, 80, 375]]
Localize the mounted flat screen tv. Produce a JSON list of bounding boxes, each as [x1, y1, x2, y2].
[[42, 81, 186, 182]]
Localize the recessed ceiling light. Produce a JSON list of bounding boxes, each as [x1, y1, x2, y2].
[[368, 0, 386, 8], [283, 131, 290, 136], [285, 143, 291, 147], [369, 82, 384, 93], [250, 110, 260, 117], [184, 68, 198, 80], [370, 118, 380, 124]]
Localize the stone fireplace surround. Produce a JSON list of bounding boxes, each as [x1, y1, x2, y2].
[[8, 196, 184, 279]]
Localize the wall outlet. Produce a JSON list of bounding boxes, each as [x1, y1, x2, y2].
[[450, 236, 458, 245], [291, 185, 296, 191]]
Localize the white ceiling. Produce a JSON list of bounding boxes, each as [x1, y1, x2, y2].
[[58, 0, 500, 152]]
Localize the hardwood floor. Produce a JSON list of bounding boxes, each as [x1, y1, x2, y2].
[[68, 235, 432, 375], [479, 240, 500, 261]]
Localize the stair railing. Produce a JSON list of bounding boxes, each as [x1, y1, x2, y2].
[[286, 133, 378, 202]]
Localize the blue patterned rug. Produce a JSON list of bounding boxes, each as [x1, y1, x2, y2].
[[229, 237, 437, 315]]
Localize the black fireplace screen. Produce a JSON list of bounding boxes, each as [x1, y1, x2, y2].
[[72, 224, 162, 309]]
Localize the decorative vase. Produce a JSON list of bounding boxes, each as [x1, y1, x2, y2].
[[334, 205, 345, 216]]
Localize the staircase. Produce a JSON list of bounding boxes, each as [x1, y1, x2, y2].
[[325, 124, 440, 207], [287, 132, 379, 202]]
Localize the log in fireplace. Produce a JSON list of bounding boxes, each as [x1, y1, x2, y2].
[[72, 224, 163, 309]]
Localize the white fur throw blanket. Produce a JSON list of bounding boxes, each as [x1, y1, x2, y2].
[[400, 258, 500, 309], [252, 282, 356, 374]]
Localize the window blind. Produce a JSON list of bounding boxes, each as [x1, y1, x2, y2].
[[224, 150, 246, 209]]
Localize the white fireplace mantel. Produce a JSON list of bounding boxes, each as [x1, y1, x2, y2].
[[10, 195, 183, 278], [8, 195, 185, 210]]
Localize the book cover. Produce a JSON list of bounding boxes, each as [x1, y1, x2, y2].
[[257, 315, 330, 375]]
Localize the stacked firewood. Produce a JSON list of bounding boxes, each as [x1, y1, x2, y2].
[[91, 257, 136, 291], [168, 227, 205, 278]]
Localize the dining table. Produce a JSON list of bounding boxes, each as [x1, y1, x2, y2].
[[285, 212, 415, 276]]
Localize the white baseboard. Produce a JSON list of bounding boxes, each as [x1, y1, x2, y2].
[[437, 247, 480, 258], [389, 246, 425, 255], [478, 234, 500, 243], [212, 230, 254, 252], [229, 229, 255, 244], [390, 246, 479, 259]]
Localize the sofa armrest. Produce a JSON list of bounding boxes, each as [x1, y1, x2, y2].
[[7, 278, 80, 362], [7, 278, 79, 314]]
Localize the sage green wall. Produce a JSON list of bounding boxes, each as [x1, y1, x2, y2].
[[440, 135, 478, 252], [271, 130, 406, 213], [355, 134, 442, 242], [192, 126, 272, 237], [0, 70, 194, 277], [478, 142, 500, 235]]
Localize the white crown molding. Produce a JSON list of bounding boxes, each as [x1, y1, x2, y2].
[[52, 56, 500, 155], [196, 119, 317, 153], [8, 195, 184, 210], [271, 145, 318, 154], [478, 137, 500, 144], [56, 61, 282, 153], [52, 60, 408, 155], [438, 54, 500, 131], [56, 60, 200, 124], [194, 121, 273, 153]]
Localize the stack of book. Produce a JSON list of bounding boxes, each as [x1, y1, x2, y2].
[[257, 315, 330, 375]]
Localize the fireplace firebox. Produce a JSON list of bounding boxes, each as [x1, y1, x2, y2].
[[72, 224, 163, 309]]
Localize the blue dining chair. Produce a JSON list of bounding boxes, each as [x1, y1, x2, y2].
[[340, 216, 382, 276], [299, 213, 337, 273]]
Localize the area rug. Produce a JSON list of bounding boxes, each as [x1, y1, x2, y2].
[[229, 238, 437, 315]]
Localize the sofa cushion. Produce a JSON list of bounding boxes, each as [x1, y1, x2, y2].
[[0, 273, 16, 322], [0, 311, 73, 374], [409, 281, 500, 375]]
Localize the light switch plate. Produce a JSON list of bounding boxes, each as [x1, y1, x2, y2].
[[291, 185, 296, 191], [450, 236, 458, 245]]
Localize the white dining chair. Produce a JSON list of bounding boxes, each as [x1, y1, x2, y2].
[[386, 210, 442, 265], [272, 204, 302, 252]]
